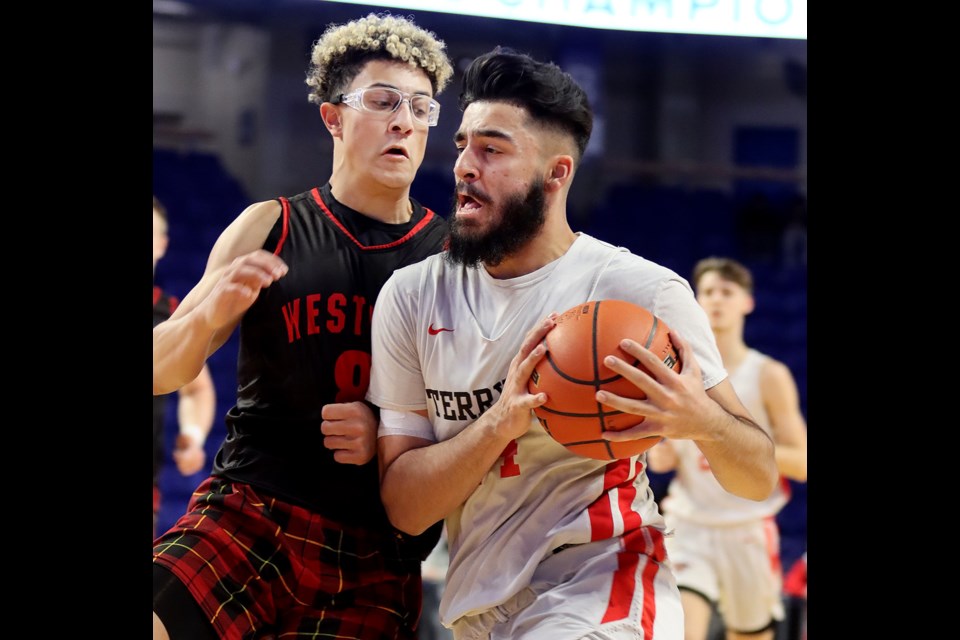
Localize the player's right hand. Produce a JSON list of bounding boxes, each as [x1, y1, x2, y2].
[[487, 313, 557, 442], [201, 250, 288, 330]]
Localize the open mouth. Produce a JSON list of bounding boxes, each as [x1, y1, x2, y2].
[[457, 193, 483, 211], [384, 146, 409, 158]]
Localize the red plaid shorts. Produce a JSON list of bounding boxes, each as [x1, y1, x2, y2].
[[153, 476, 423, 639]]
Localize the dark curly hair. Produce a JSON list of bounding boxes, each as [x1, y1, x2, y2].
[[458, 47, 593, 160]]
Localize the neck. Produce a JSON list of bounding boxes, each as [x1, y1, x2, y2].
[[484, 232, 576, 280], [484, 211, 577, 280], [329, 173, 413, 224], [712, 327, 749, 370]]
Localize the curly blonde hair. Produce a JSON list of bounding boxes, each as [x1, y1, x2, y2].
[[306, 13, 454, 105]]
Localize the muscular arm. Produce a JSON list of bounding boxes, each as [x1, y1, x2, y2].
[[153, 200, 287, 394], [379, 413, 516, 536], [761, 359, 808, 482], [598, 331, 778, 501], [378, 316, 556, 535], [694, 379, 778, 500]]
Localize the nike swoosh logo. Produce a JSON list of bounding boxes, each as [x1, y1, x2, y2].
[[428, 323, 454, 335]]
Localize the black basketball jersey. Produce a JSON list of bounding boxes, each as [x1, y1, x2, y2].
[[213, 184, 448, 543], [153, 287, 179, 484]]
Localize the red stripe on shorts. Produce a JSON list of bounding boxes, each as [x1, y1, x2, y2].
[[602, 546, 639, 624], [639, 555, 659, 638], [601, 527, 666, 628], [763, 515, 782, 575]]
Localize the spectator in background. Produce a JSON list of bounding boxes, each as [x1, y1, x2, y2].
[[647, 256, 807, 640], [152, 196, 216, 539]]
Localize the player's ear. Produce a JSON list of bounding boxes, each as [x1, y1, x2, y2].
[[320, 103, 343, 138], [745, 294, 756, 315], [544, 156, 573, 192]]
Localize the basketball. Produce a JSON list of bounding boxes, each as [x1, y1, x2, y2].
[[528, 299, 681, 461]]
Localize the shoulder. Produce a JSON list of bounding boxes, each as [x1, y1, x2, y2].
[[752, 349, 783, 373], [597, 239, 686, 284], [239, 199, 284, 225], [206, 199, 284, 268], [758, 355, 797, 393]]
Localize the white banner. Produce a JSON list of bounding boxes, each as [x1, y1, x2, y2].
[[322, 0, 806, 40]]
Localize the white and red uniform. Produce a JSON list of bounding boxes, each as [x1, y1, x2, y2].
[[368, 233, 725, 639], [660, 348, 789, 632]]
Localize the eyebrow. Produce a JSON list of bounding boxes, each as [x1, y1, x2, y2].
[[365, 82, 431, 97], [454, 129, 515, 145]]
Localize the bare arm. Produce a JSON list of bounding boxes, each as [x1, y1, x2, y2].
[[378, 315, 557, 535], [173, 363, 216, 476], [597, 331, 778, 501], [153, 200, 287, 394], [761, 359, 808, 482]]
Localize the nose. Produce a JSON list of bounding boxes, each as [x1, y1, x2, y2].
[[389, 98, 416, 133], [454, 149, 477, 182]]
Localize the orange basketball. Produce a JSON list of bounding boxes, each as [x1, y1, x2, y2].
[[528, 299, 681, 460]]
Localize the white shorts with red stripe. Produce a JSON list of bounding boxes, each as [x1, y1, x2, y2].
[[665, 516, 784, 632], [451, 535, 683, 640]]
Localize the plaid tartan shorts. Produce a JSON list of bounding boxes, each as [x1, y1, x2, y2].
[[153, 476, 423, 639]]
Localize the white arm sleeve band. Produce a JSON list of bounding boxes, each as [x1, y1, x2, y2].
[[378, 408, 436, 442]]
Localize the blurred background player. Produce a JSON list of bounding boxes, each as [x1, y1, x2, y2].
[[152, 195, 216, 539], [647, 256, 808, 640], [151, 14, 454, 640]]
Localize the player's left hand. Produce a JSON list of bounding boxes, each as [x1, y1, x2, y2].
[[173, 433, 207, 475], [321, 401, 377, 465], [596, 330, 721, 443]]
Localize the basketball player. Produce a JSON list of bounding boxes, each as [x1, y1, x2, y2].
[[152, 14, 454, 640], [367, 48, 779, 640], [152, 195, 216, 539], [646, 257, 808, 640]]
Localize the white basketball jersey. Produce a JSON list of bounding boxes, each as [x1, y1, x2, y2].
[[368, 233, 726, 626], [662, 348, 789, 526]]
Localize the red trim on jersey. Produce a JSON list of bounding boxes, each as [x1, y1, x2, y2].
[[310, 187, 436, 250], [621, 524, 667, 563], [779, 475, 792, 500], [616, 460, 645, 533], [587, 459, 638, 541], [153, 286, 162, 306], [274, 197, 291, 255]]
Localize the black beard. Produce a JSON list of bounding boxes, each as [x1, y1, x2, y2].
[[445, 178, 547, 268]]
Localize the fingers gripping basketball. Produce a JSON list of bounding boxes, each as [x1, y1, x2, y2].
[[528, 299, 681, 460]]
